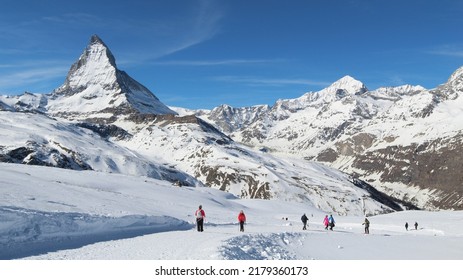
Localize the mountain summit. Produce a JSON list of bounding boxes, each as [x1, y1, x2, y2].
[[49, 35, 176, 121], [327, 75, 368, 95]]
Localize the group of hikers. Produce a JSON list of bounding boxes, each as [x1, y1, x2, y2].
[[322, 214, 336, 230], [405, 221, 419, 231], [194, 205, 339, 233], [302, 213, 336, 231], [195, 205, 418, 234], [194, 205, 247, 232]]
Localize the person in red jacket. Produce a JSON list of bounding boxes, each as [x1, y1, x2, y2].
[[238, 210, 246, 232], [195, 205, 206, 232]]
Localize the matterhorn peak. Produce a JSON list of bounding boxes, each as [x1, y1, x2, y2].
[[48, 35, 176, 120], [90, 34, 105, 45], [87, 34, 117, 67], [327, 75, 368, 95], [53, 35, 119, 96]]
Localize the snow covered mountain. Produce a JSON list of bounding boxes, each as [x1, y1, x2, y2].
[[0, 35, 405, 217], [48, 35, 177, 121], [197, 104, 270, 134], [0, 35, 176, 121], [203, 69, 463, 210], [0, 111, 200, 187]]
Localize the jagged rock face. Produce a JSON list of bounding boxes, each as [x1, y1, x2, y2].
[[0, 141, 93, 170], [48, 35, 176, 122], [203, 69, 463, 210], [350, 134, 463, 209], [200, 104, 270, 134]]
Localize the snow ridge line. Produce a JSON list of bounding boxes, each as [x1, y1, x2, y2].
[[0, 206, 192, 259]]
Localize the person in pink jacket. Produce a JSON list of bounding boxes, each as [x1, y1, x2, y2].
[[323, 215, 329, 230], [238, 210, 246, 232]]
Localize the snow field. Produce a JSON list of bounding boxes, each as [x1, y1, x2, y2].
[[1, 163, 463, 261]]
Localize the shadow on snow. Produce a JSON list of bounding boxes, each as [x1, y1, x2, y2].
[[0, 206, 193, 259]]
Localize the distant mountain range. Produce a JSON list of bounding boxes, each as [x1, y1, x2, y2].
[[201, 66, 463, 210], [2, 35, 460, 214]]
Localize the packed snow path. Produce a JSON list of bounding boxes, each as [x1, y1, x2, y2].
[[20, 218, 463, 260]]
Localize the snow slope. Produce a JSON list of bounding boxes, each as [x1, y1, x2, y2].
[[1, 163, 462, 260], [0, 111, 200, 186]]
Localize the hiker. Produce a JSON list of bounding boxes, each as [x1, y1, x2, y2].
[[328, 214, 335, 230], [238, 210, 246, 232], [362, 218, 370, 234], [323, 215, 329, 230], [405, 222, 409, 231], [414, 222, 418, 230], [301, 213, 309, 230], [195, 205, 206, 232]]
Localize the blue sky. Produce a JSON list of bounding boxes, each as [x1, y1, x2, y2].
[[1, 0, 462, 109]]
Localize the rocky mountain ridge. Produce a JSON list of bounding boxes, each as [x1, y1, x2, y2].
[[202, 67, 463, 210]]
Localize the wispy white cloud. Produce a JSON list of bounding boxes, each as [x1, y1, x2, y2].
[[429, 50, 463, 58], [102, 1, 224, 67], [1, 0, 224, 63], [426, 45, 463, 58], [131, 0, 224, 62], [153, 59, 283, 66], [0, 65, 68, 92], [0, 64, 15, 68], [162, 0, 222, 54], [0, 48, 33, 55], [41, 13, 104, 26], [213, 76, 330, 87]]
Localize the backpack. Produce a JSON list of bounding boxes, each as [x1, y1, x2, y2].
[[196, 209, 204, 219]]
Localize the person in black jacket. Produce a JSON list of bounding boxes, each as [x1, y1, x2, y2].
[[362, 218, 370, 234], [301, 214, 309, 230]]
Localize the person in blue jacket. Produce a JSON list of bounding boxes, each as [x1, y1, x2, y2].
[[328, 214, 335, 230]]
